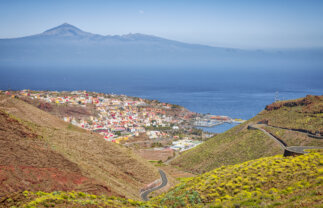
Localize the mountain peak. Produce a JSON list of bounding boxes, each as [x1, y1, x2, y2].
[[42, 23, 94, 38], [60, 22, 73, 27]]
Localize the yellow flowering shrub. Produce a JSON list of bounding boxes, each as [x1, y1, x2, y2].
[[8, 152, 322, 208], [152, 152, 323, 207]]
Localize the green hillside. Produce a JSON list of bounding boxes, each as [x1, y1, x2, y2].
[[3, 152, 322, 208], [171, 95, 323, 174], [152, 151, 323, 208], [261, 95, 323, 134], [1, 94, 322, 208]]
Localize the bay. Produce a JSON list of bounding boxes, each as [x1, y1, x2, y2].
[[1, 66, 322, 133]]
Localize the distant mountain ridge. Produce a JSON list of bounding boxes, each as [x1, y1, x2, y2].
[[44, 23, 169, 41], [42, 23, 96, 38], [17, 23, 180, 43], [0, 23, 322, 67]]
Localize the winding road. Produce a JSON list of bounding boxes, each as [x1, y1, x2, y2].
[[248, 124, 323, 155], [140, 169, 168, 201], [249, 124, 287, 149], [164, 151, 179, 165]]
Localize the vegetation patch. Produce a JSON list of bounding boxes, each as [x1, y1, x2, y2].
[[260, 95, 323, 134], [171, 123, 282, 173], [3, 191, 149, 208], [2, 153, 322, 207], [263, 126, 323, 147], [172, 95, 322, 173], [153, 152, 323, 207]]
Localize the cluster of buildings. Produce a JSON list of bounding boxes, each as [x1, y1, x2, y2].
[[170, 139, 202, 152], [14, 90, 192, 143]]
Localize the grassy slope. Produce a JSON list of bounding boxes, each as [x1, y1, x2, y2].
[[0, 109, 117, 197], [171, 95, 323, 174], [171, 122, 283, 174], [263, 126, 323, 147], [1, 191, 148, 208], [0, 95, 159, 200], [261, 95, 323, 134], [4, 152, 322, 208], [153, 152, 323, 208]]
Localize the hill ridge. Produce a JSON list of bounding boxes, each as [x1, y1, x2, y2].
[[0, 95, 160, 200], [171, 95, 323, 174]]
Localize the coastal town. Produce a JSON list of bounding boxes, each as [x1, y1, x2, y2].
[[1, 90, 245, 153]]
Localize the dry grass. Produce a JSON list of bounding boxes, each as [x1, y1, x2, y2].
[[259, 95, 323, 134], [0, 95, 160, 200], [135, 149, 174, 162]]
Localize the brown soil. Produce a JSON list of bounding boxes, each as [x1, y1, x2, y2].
[[0, 95, 160, 200], [19, 96, 95, 119], [122, 133, 173, 149], [159, 165, 195, 179], [0, 110, 114, 197], [135, 149, 174, 162]]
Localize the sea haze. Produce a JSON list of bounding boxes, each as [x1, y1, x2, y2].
[[1, 23, 323, 69], [0, 24, 322, 133]]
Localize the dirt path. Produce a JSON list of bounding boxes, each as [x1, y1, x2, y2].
[[164, 151, 179, 165]]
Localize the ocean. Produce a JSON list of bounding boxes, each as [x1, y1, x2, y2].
[[1, 66, 322, 133]]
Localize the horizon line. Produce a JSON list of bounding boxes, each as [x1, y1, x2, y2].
[[1, 22, 323, 51]]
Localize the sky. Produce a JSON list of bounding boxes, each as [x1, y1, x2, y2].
[[0, 0, 323, 49]]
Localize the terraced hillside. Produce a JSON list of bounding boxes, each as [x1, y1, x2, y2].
[[171, 95, 323, 173], [0, 95, 159, 200], [2, 152, 322, 207]]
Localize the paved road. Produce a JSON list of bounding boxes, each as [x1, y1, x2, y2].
[[140, 169, 168, 201], [286, 146, 323, 154], [249, 124, 323, 154], [249, 124, 286, 149]]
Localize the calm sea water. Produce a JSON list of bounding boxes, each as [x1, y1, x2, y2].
[[1, 66, 322, 133]]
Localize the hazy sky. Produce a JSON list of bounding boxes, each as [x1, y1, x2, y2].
[[0, 0, 322, 49]]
